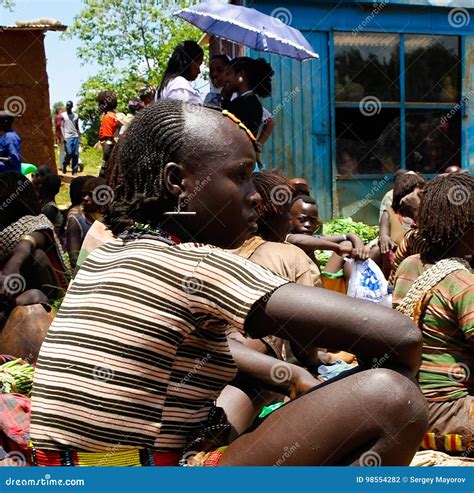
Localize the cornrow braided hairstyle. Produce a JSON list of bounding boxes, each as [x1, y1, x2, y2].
[[252, 170, 292, 235], [103, 100, 228, 236], [418, 173, 474, 261]]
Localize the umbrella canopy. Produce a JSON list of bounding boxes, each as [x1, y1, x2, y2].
[[175, 1, 319, 61]]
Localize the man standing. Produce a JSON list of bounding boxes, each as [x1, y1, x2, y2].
[[0, 111, 21, 174], [61, 101, 80, 175]]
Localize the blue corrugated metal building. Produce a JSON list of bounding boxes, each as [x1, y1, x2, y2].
[[244, 0, 474, 223]]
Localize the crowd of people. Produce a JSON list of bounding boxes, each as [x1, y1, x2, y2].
[[0, 38, 473, 468]]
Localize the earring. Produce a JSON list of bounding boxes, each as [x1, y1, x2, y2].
[[164, 195, 196, 216], [238, 76, 244, 83]]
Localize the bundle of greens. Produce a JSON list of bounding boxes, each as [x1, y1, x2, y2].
[[0, 358, 35, 397], [316, 218, 379, 268], [322, 218, 379, 244]]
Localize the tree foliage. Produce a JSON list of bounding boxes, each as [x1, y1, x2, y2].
[[68, 0, 205, 144], [0, 0, 15, 11]]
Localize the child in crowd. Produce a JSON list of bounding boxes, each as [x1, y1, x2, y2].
[[287, 195, 367, 292], [393, 172, 474, 454], [30, 100, 427, 467], [39, 174, 63, 234], [65, 176, 106, 269]]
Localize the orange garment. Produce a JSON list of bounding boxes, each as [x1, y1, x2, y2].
[[99, 112, 117, 139]]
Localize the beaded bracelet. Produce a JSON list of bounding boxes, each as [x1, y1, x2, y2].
[[20, 234, 37, 249]]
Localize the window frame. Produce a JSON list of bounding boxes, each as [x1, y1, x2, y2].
[[330, 30, 464, 178]]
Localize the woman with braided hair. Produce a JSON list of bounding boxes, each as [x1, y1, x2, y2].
[[30, 100, 427, 467], [393, 172, 474, 454]]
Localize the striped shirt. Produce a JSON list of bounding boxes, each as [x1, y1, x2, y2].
[[30, 238, 288, 452], [393, 255, 474, 402]]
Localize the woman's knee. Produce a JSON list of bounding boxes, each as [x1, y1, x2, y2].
[[358, 369, 428, 431]]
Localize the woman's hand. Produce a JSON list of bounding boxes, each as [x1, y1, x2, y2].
[[336, 243, 353, 258], [288, 366, 320, 399], [379, 235, 395, 254]]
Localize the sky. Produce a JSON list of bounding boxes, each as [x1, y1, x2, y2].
[[1, 0, 101, 106], [1, 0, 213, 109]]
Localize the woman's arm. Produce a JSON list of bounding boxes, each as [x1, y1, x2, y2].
[[66, 217, 82, 269], [245, 284, 423, 375], [379, 210, 395, 254], [287, 233, 352, 257], [257, 117, 275, 145], [1, 231, 47, 277], [228, 338, 319, 398]]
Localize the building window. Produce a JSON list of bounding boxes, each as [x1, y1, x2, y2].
[[334, 33, 461, 176]]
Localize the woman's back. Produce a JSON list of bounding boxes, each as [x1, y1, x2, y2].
[[393, 254, 474, 401], [31, 237, 286, 452]]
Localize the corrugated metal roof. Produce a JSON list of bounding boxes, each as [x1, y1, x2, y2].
[[0, 25, 67, 32], [0, 19, 66, 32]]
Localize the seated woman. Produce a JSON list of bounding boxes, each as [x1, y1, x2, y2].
[[0, 173, 69, 359], [0, 172, 69, 299], [379, 172, 426, 276], [227, 170, 322, 360], [65, 176, 106, 269], [286, 195, 367, 292], [30, 100, 427, 467], [393, 172, 473, 455]]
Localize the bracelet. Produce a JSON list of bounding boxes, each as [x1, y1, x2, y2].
[[341, 234, 347, 241], [20, 234, 37, 249]]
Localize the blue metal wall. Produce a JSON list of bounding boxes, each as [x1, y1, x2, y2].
[[250, 0, 474, 223]]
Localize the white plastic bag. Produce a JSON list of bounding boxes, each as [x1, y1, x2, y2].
[[347, 259, 388, 303]]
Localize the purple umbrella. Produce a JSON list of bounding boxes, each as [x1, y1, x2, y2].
[[174, 1, 319, 61]]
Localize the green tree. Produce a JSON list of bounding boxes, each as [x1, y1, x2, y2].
[[0, 0, 15, 10], [68, 0, 204, 144]]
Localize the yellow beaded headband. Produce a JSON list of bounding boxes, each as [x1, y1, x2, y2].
[[221, 109, 263, 170]]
